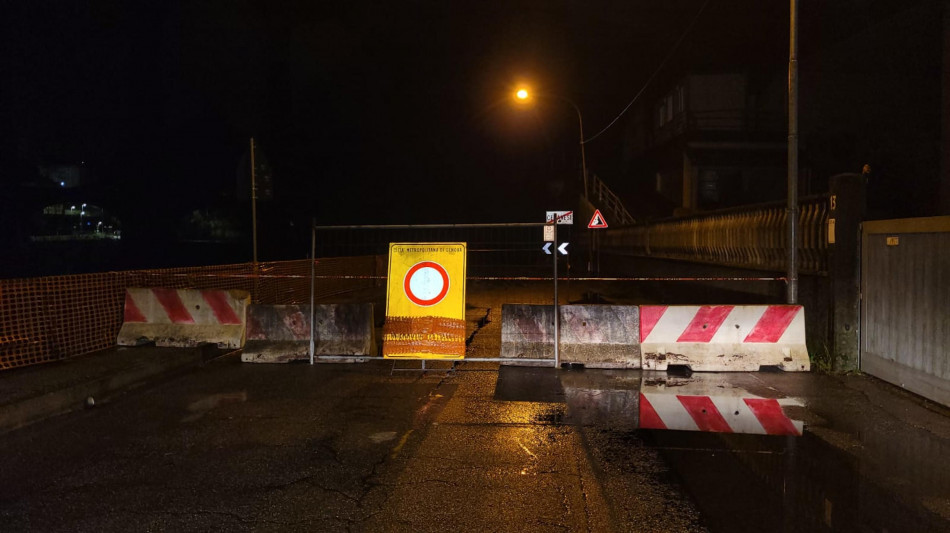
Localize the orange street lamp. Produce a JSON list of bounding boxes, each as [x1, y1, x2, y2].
[[513, 88, 589, 200]]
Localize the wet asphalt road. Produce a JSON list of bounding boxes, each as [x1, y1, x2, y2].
[[0, 359, 706, 532]]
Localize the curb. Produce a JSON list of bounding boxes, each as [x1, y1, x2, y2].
[[0, 345, 236, 435]]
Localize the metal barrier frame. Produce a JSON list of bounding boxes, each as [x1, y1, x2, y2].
[[310, 222, 563, 367]]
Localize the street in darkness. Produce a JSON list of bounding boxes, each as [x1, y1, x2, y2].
[[1, 281, 948, 532]]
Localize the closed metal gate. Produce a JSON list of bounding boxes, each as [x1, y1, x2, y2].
[[861, 216, 950, 407]]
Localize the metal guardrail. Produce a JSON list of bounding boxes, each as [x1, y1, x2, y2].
[[588, 173, 636, 225], [600, 194, 830, 275]]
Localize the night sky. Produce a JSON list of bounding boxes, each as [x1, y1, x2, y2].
[[1, 1, 945, 272]]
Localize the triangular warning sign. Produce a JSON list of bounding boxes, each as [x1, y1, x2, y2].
[[588, 209, 608, 229]]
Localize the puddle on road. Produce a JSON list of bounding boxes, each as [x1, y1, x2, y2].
[[493, 366, 950, 532], [494, 365, 565, 404], [639, 429, 948, 532]]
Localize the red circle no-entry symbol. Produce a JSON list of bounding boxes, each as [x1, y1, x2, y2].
[[403, 261, 450, 306]]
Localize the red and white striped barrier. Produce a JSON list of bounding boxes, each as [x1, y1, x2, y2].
[[639, 376, 804, 435], [639, 305, 810, 371], [117, 288, 250, 349]]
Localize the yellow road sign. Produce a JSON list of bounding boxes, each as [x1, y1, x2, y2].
[[383, 243, 467, 359]]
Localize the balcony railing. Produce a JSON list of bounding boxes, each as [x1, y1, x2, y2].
[[654, 109, 785, 145]]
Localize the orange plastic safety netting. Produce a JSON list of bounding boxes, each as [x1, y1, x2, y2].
[[0, 257, 382, 371]]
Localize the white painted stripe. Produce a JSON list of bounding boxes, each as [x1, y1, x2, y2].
[[776, 310, 807, 343], [178, 291, 217, 324], [646, 306, 700, 343], [709, 395, 768, 434], [708, 306, 767, 344], [127, 289, 170, 324], [641, 393, 700, 431]]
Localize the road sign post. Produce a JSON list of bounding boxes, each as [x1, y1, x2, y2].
[[543, 211, 573, 369], [587, 209, 608, 274], [553, 222, 559, 369]]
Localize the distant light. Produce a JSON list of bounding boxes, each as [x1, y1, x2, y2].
[[71, 205, 76, 210], [60, 181, 65, 187], [516, 89, 529, 100]]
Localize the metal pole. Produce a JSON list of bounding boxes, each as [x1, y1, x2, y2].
[[562, 98, 593, 273], [250, 137, 259, 264], [575, 106, 589, 201], [309, 218, 316, 365], [553, 223, 560, 368], [787, 0, 799, 304], [539, 94, 588, 200], [555, 98, 592, 272]]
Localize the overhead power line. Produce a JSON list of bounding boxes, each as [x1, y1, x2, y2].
[[584, 0, 711, 144]]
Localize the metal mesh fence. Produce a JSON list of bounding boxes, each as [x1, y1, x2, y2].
[[0, 257, 380, 371], [1, 223, 592, 372], [313, 224, 564, 278]]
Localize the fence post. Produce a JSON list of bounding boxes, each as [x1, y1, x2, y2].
[[310, 219, 316, 365], [828, 173, 866, 371]]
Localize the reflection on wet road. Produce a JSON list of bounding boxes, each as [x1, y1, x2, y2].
[[495, 365, 950, 532], [639, 374, 804, 435]]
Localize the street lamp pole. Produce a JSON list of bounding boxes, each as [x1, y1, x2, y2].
[[558, 97, 595, 274], [787, 0, 799, 304], [515, 90, 590, 201], [561, 97, 590, 202]]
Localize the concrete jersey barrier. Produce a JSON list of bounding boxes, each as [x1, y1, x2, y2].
[[639, 305, 810, 372], [499, 304, 641, 368], [241, 303, 375, 363], [117, 288, 250, 349]]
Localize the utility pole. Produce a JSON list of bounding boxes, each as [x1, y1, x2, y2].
[[250, 137, 258, 264], [787, 0, 800, 304]]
